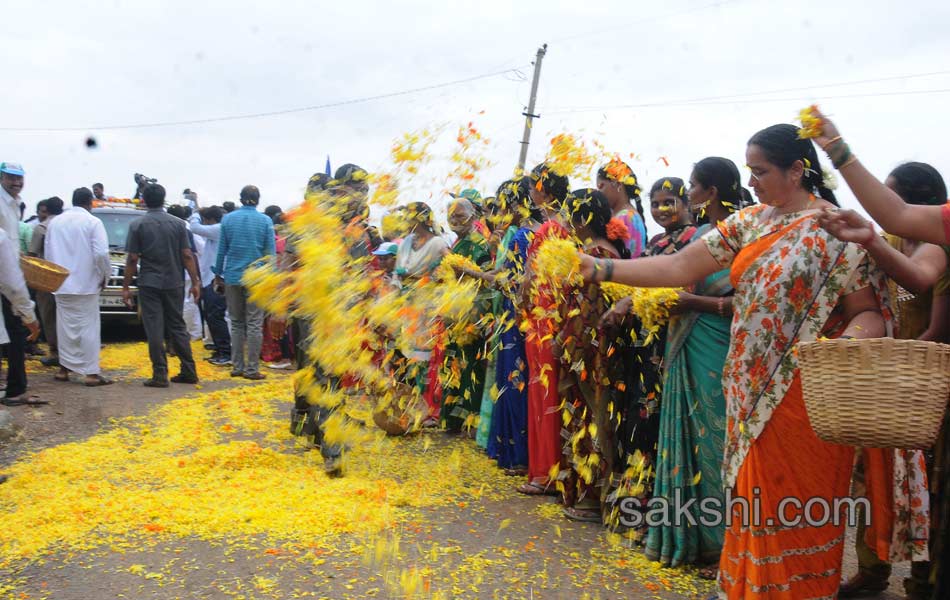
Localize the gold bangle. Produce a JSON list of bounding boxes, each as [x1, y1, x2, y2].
[[838, 155, 859, 170], [820, 136, 843, 152]]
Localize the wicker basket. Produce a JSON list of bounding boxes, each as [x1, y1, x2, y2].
[[372, 383, 427, 436], [19, 255, 70, 293], [799, 338, 950, 448]]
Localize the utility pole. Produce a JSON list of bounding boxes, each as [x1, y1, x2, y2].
[[516, 43, 547, 173]]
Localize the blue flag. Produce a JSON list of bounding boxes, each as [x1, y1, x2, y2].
[[325, 155, 331, 176]]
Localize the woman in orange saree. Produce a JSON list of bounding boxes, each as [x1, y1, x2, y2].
[[580, 123, 894, 599]]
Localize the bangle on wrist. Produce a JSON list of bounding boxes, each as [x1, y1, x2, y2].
[[831, 143, 853, 169], [592, 258, 604, 282], [838, 155, 858, 170], [821, 136, 843, 152], [717, 296, 725, 317], [604, 258, 614, 282]]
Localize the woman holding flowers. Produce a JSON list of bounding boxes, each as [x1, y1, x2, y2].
[[603, 178, 697, 532], [581, 123, 891, 599], [644, 158, 744, 571], [555, 188, 630, 522]]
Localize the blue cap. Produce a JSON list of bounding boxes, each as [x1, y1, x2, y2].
[[0, 162, 24, 176]]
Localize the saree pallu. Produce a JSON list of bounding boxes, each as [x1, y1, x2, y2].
[[645, 267, 731, 567], [701, 206, 895, 599], [525, 220, 569, 483]]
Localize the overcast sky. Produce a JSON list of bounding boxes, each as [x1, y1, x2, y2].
[[3, 0, 949, 225]]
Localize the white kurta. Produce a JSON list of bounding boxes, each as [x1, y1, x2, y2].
[[56, 294, 101, 375], [0, 235, 37, 344], [44, 206, 110, 295], [0, 187, 20, 244], [45, 206, 110, 375]]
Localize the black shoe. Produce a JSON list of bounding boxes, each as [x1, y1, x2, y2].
[[40, 356, 60, 367], [143, 379, 170, 388], [207, 355, 232, 366], [26, 344, 46, 357], [0, 474, 8, 485], [170, 374, 199, 384]]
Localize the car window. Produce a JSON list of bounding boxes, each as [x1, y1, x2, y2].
[[93, 212, 141, 250]]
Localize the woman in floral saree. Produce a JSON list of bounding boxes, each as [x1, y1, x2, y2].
[[582, 124, 892, 599], [644, 157, 747, 570]]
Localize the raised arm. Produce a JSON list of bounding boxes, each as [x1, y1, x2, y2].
[[818, 209, 947, 294], [580, 239, 723, 288], [188, 213, 221, 241], [813, 108, 947, 245]]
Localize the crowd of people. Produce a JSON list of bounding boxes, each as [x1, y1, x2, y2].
[[2, 106, 950, 599]]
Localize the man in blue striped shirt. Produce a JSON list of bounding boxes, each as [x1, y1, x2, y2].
[[213, 185, 275, 380]]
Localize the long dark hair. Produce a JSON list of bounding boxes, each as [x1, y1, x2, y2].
[[692, 157, 751, 224], [597, 159, 646, 230], [529, 163, 570, 209], [748, 123, 838, 206], [889, 162, 947, 206], [496, 177, 543, 222], [566, 188, 631, 259]]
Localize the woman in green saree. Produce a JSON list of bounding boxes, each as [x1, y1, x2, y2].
[[644, 158, 749, 570]]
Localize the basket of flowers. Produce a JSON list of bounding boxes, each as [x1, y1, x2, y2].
[[19, 255, 70, 293]]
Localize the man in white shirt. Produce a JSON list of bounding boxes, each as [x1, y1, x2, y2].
[[44, 188, 113, 386], [189, 205, 231, 364], [0, 233, 40, 407], [0, 162, 33, 401]]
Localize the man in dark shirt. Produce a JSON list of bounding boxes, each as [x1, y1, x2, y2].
[[122, 184, 201, 387]]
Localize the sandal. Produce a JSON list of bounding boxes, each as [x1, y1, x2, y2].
[[84, 376, 114, 387], [54, 373, 69, 382], [503, 467, 528, 477], [517, 481, 558, 496], [697, 566, 719, 581], [562, 506, 602, 523], [2, 394, 49, 406]]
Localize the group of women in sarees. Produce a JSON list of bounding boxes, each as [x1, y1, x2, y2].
[[391, 107, 949, 599]]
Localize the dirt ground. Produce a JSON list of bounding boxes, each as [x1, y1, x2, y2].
[[0, 346, 912, 600]]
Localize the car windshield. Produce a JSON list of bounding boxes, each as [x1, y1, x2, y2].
[[93, 212, 140, 250]]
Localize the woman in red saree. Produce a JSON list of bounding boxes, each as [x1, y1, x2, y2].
[[581, 123, 894, 599], [517, 163, 570, 494]]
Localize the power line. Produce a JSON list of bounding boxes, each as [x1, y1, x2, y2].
[[0, 66, 530, 133], [546, 70, 950, 115]]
